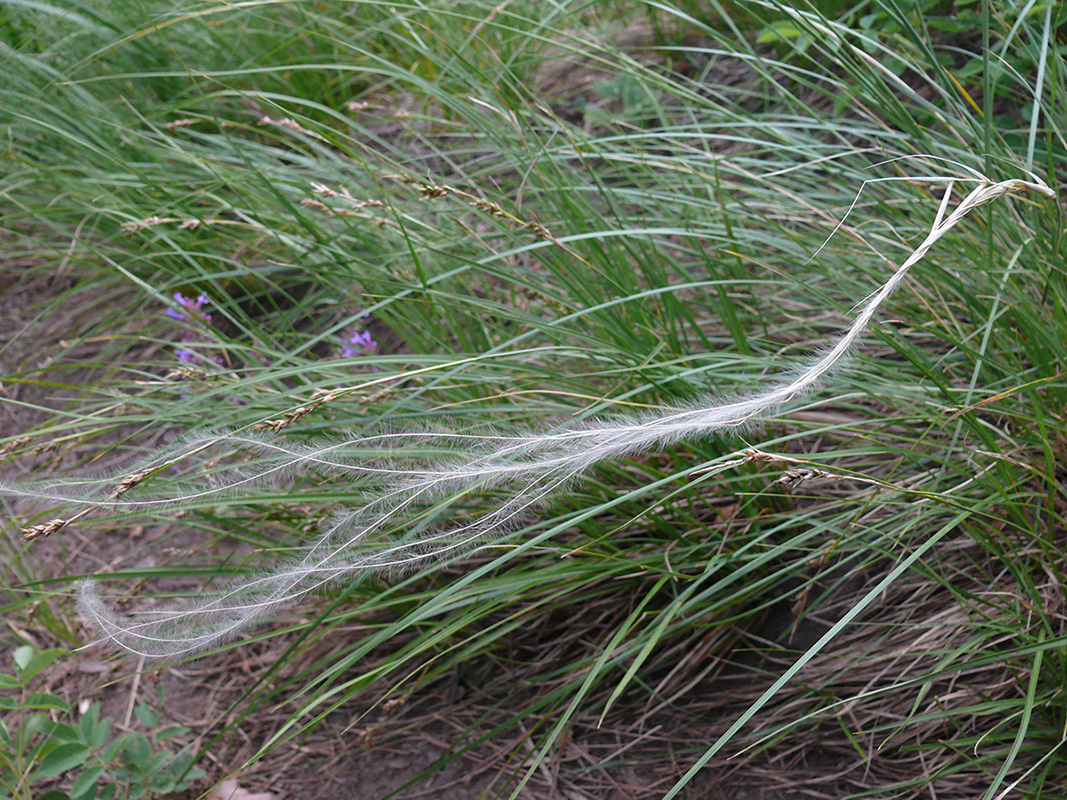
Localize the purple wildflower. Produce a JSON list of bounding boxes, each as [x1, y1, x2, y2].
[[166, 293, 212, 323], [163, 293, 245, 404], [166, 292, 221, 368], [341, 328, 379, 358], [337, 307, 381, 370]]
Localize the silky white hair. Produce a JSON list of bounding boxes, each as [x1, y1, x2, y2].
[[3, 168, 1053, 660]]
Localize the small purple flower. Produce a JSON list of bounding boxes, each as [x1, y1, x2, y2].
[[341, 328, 379, 358], [163, 293, 245, 404], [166, 293, 212, 323], [337, 311, 381, 372], [166, 292, 221, 368]]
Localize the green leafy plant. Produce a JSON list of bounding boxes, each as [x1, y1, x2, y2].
[[0, 648, 203, 800]]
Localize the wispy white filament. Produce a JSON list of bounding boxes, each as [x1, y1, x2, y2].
[[5, 171, 1054, 660]]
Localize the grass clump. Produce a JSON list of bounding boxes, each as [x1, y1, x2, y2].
[[1, 0, 1065, 798]]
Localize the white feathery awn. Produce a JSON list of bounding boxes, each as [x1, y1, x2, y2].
[[2, 166, 1054, 660]]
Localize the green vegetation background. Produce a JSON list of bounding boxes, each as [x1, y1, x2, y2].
[[1, 0, 1065, 798]]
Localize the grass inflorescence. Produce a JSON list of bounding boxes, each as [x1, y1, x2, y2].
[[1, 0, 1065, 797]]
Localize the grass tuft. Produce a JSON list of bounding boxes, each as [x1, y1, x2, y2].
[[1, 0, 1065, 797]]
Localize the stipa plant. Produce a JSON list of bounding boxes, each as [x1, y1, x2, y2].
[[4, 166, 1055, 660], [2, 0, 1065, 797]]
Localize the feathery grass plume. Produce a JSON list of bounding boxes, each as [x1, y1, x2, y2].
[[8, 168, 1054, 660]]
